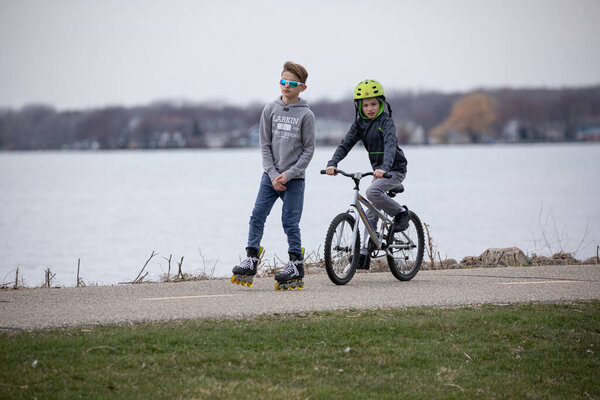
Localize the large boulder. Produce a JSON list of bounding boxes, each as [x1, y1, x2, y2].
[[479, 247, 529, 266], [459, 247, 529, 267]]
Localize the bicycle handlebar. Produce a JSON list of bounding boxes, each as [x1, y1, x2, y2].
[[320, 169, 392, 179]]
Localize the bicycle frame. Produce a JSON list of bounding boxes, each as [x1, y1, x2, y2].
[[345, 173, 416, 257], [350, 190, 390, 251]]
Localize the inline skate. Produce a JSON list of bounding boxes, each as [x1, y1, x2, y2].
[[231, 246, 264, 287], [274, 249, 305, 291]]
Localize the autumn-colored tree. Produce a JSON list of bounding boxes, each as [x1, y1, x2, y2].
[[429, 92, 498, 143]]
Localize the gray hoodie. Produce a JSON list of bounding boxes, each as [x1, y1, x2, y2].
[[260, 97, 316, 181]]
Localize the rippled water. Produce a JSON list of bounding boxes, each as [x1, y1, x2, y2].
[[1, 144, 599, 286]]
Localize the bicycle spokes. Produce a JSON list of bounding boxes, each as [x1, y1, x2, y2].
[[386, 212, 424, 281], [324, 213, 360, 285]]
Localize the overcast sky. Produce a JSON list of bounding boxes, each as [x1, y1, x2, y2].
[[1, 0, 599, 110]]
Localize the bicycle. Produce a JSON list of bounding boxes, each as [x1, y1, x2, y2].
[[320, 169, 424, 285]]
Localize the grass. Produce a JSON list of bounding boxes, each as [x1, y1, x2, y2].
[[1, 302, 599, 399]]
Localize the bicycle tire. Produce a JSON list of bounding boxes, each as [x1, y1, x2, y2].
[[324, 213, 360, 285], [386, 211, 424, 281]]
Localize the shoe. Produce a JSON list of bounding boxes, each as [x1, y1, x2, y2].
[[393, 208, 410, 232], [356, 253, 370, 270]]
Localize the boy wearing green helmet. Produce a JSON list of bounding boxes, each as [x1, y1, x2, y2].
[[325, 79, 409, 269]]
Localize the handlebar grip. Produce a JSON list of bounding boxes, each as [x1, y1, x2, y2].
[[320, 170, 327, 174], [383, 173, 392, 179]]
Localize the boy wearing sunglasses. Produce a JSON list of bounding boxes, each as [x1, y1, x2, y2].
[[325, 79, 409, 270], [232, 61, 316, 290]]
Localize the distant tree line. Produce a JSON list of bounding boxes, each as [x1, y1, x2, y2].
[[0, 86, 599, 150]]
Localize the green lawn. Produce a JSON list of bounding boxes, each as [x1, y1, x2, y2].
[[1, 302, 599, 399]]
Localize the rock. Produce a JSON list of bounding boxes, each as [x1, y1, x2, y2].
[[419, 259, 458, 270], [421, 261, 433, 270], [552, 252, 580, 264], [458, 248, 528, 267], [531, 254, 553, 265], [532, 257, 564, 265], [479, 247, 529, 266], [370, 259, 388, 272], [459, 256, 482, 266], [583, 257, 599, 265], [531, 252, 582, 265], [441, 259, 458, 268]]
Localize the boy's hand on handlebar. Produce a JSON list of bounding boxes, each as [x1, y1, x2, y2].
[[325, 166, 337, 176], [373, 169, 386, 179]]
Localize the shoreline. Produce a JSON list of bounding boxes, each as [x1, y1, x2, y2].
[[2, 246, 599, 291]]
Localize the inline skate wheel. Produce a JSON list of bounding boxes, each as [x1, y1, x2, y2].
[[275, 282, 280, 291], [247, 281, 253, 288], [298, 281, 305, 290], [230, 276, 236, 284]]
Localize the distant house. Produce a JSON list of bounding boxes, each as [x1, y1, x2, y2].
[[540, 122, 566, 142], [502, 119, 520, 142], [574, 125, 600, 141], [501, 119, 540, 142], [396, 121, 427, 145], [151, 131, 186, 148], [204, 131, 228, 148]]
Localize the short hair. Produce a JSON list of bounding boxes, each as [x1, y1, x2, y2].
[[282, 61, 308, 84]]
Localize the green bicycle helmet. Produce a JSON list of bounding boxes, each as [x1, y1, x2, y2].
[[353, 79, 386, 100], [353, 79, 393, 118]]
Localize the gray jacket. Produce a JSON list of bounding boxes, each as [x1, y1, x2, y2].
[[260, 97, 316, 181]]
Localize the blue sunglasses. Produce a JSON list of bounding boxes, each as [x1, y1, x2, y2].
[[280, 79, 305, 88]]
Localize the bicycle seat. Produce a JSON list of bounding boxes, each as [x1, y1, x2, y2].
[[386, 184, 404, 198]]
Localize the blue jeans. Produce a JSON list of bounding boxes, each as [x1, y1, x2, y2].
[[247, 173, 305, 257]]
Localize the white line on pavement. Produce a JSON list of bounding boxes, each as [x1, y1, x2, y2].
[[139, 294, 238, 301], [496, 280, 579, 285]]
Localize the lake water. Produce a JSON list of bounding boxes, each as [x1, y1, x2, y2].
[[1, 144, 599, 286]]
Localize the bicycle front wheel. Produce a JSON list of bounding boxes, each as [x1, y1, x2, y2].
[[324, 213, 360, 285], [386, 211, 424, 281]]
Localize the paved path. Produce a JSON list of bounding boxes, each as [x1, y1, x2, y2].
[[1, 265, 599, 331]]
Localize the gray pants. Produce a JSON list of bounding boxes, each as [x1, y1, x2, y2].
[[362, 171, 406, 253]]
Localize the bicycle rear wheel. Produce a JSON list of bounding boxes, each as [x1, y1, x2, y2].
[[386, 211, 424, 281], [324, 213, 360, 285]]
